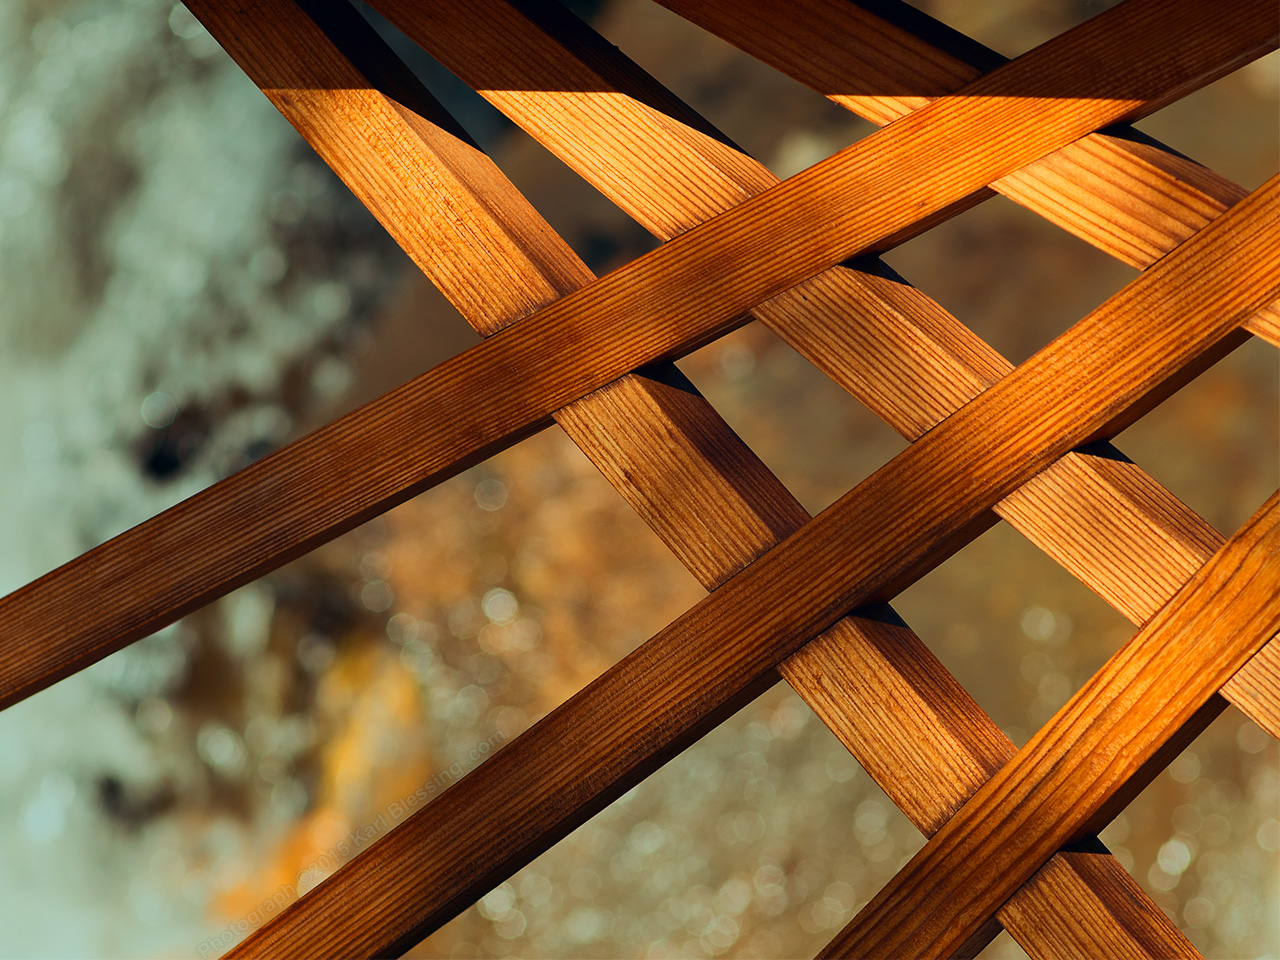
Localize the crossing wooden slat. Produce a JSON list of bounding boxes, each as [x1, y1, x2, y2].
[[0, 2, 1267, 957], [651, 0, 1275, 282], [657, 0, 1277, 343], [824, 492, 1280, 959], [1224, 639, 1280, 739], [187, 0, 804, 585], [998, 448, 1225, 624], [993, 838, 1210, 960], [1248, 301, 1280, 347], [1, 0, 1236, 713], [192, 7, 1193, 957], [228, 175, 1278, 959], [759, 275, 1265, 647], [374, 0, 1278, 737]]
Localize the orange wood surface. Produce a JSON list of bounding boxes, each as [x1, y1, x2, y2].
[[192, 4, 1195, 955], [824, 493, 1279, 958], [373, 0, 1278, 734], [0, 2, 1272, 958], [2, 0, 1246, 714], [653, 0, 1275, 277], [226, 177, 1278, 957]]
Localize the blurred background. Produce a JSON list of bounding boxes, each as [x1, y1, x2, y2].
[[0, 0, 1275, 958]]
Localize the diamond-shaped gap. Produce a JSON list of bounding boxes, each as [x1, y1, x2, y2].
[[589, 0, 877, 180], [677, 321, 909, 517], [193, 421, 708, 955], [976, 928, 1033, 960], [890, 515, 1139, 749], [1132, 49, 1279, 192], [408, 683, 926, 959], [912, 0, 1121, 62], [1095, 712, 1279, 958], [1112, 335, 1278, 540], [879, 189, 1138, 367]]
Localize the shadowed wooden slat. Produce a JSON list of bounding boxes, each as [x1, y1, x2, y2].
[[823, 492, 1280, 958], [0, 0, 1242, 712], [227, 175, 1278, 958], [372, 0, 1280, 735], [189, 7, 1194, 956]]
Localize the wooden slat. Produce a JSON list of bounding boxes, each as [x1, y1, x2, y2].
[[780, 612, 1012, 837], [782, 620, 1202, 960], [195, 6, 1193, 957], [1224, 639, 1280, 738], [652, 0, 1278, 348], [653, 0, 1256, 236], [186, 0, 803, 585], [999, 840, 1217, 960], [228, 176, 1278, 958], [998, 448, 1224, 624], [373, 0, 1280, 737], [0, 0, 1243, 710], [824, 492, 1280, 958], [1248, 301, 1280, 347]]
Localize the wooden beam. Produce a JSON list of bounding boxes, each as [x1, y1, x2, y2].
[[652, 0, 1276, 314], [193, 8, 1195, 956], [228, 177, 1278, 958], [374, 0, 1280, 739], [824, 492, 1279, 958]]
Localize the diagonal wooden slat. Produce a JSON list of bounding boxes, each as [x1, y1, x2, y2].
[[824, 491, 1280, 958], [189, 6, 1191, 956], [652, 0, 1279, 343], [0, 0, 1244, 713], [781, 620, 1197, 960], [660, 0, 1280, 348], [227, 175, 1278, 958], [1224, 640, 1280, 738], [371, 0, 1280, 731]]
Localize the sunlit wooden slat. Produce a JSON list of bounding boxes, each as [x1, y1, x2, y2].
[[825, 493, 1279, 958], [194, 8, 1191, 956], [228, 174, 1278, 959]]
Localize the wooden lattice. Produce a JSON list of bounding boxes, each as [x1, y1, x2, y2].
[[2, 0, 1278, 956]]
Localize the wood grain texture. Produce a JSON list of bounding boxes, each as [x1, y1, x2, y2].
[[227, 177, 1279, 958], [657, 0, 1276, 341], [186, 0, 805, 588], [1248, 301, 1280, 346], [1223, 638, 1280, 739], [3, 0, 1248, 711], [194, 5, 1188, 957], [823, 493, 1280, 958], [373, 0, 1279, 734], [781, 611, 1013, 837], [653, 0, 1276, 322], [997, 447, 1224, 625], [0, 0, 1134, 713], [999, 838, 1225, 960]]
